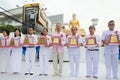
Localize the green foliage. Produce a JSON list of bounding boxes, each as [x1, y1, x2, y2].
[[0, 24, 18, 32]]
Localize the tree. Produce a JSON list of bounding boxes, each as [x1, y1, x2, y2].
[[0, 24, 16, 32]]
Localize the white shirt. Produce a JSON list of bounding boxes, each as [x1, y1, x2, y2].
[[0, 36, 10, 46], [102, 30, 120, 54], [23, 34, 37, 47], [11, 36, 23, 46], [67, 34, 83, 55], [39, 35, 51, 55], [84, 34, 100, 50]]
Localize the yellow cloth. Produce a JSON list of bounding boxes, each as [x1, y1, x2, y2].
[[10, 39, 15, 46], [24, 37, 29, 44], [69, 19, 80, 28], [88, 38, 95, 45], [53, 37, 59, 44], [0, 40, 1, 45], [39, 37, 45, 44], [70, 38, 77, 45], [110, 35, 118, 43]]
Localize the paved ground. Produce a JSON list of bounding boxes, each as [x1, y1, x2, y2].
[[0, 62, 120, 80], [0, 47, 120, 80]]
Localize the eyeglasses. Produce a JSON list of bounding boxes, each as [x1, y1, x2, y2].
[[71, 29, 76, 31]]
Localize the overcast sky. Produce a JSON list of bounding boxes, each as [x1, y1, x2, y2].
[[0, 0, 120, 35]]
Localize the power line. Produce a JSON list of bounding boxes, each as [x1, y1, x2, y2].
[[0, 0, 14, 10], [0, 7, 19, 18], [0, 12, 28, 26]]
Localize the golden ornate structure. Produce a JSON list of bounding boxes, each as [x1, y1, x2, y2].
[[52, 37, 60, 44], [69, 13, 80, 29], [63, 13, 86, 37], [70, 38, 77, 45], [0, 40, 1, 46], [88, 38, 95, 45], [10, 38, 15, 46], [24, 36, 29, 44], [38, 37, 45, 44], [110, 35, 118, 43]]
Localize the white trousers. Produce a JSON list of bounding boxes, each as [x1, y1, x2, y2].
[[0, 48, 10, 72], [10, 48, 22, 73], [86, 51, 99, 76], [25, 47, 36, 73], [39, 54, 49, 74], [69, 54, 80, 77], [104, 53, 118, 78], [53, 50, 64, 75]]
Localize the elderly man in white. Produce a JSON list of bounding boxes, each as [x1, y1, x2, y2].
[[51, 23, 66, 76], [102, 20, 120, 80], [66, 27, 83, 77]]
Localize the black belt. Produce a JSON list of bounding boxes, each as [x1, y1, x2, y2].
[[27, 46, 35, 48], [87, 49, 99, 51]]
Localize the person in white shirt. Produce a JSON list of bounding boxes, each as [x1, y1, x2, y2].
[[9, 29, 23, 74], [39, 28, 51, 76], [0, 30, 10, 73], [84, 26, 100, 79], [102, 20, 120, 79], [24, 27, 37, 75], [66, 27, 83, 77]]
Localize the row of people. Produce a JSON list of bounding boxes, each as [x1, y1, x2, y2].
[[0, 20, 119, 79]]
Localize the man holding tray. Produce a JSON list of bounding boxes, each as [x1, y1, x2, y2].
[[51, 23, 66, 76], [24, 27, 37, 75], [102, 20, 120, 79], [66, 27, 83, 77], [84, 25, 100, 79]]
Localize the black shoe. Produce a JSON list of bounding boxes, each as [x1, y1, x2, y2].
[[1, 72, 7, 74], [86, 75, 91, 78], [93, 76, 98, 79], [13, 72, 19, 74], [30, 73, 33, 75], [44, 74, 48, 76], [39, 74, 43, 76], [24, 73, 29, 75]]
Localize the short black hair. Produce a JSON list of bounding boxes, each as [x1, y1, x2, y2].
[[41, 28, 48, 35], [2, 29, 10, 36], [43, 28, 48, 32], [56, 23, 62, 27], [29, 27, 34, 30], [89, 25, 95, 30], [108, 20, 115, 24], [71, 27, 77, 30], [14, 28, 21, 37]]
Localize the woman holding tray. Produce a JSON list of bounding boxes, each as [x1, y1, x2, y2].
[[9, 29, 23, 74], [0, 29, 10, 73], [38, 28, 51, 76]]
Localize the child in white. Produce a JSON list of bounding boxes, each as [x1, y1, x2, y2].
[[39, 28, 51, 76], [24, 27, 37, 75]]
